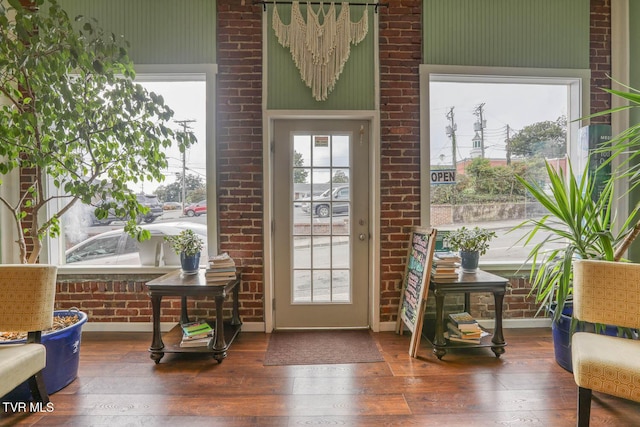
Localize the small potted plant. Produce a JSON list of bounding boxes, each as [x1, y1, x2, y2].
[[444, 226, 496, 272], [165, 229, 205, 275]]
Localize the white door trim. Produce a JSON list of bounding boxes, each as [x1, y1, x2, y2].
[[262, 110, 381, 332]]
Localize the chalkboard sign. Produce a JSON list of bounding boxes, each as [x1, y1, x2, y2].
[[396, 227, 436, 357]]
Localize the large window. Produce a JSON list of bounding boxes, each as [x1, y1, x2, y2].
[[49, 66, 216, 268], [421, 65, 590, 265]]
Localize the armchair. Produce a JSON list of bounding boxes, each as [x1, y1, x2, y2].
[[0, 265, 57, 403], [571, 259, 640, 427]]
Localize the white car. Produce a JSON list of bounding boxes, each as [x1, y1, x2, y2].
[[65, 222, 208, 266]]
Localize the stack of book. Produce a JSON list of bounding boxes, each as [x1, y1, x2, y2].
[[180, 320, 213, 348], [431, 251, 460, 279], [444, 311, 488, 344], [205, 252, 236, 282]]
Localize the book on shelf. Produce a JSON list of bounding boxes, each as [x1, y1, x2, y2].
[[180, 335, 212, 348], [434, 251, 461, 262], [204, 271, 236, 283], [431, 263, 457, 272], [447, 321, 482, 339], [431, 269, 459, 279], [444, 332, 482, 344], [208, 252, 236, 269], [448, 311, 477, 326], [431, 252, 460, 280], [181, 320, 213, 338]]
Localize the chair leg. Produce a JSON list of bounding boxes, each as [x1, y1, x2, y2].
[[577, 386, 592, 427], [27, 371, 50, 404]]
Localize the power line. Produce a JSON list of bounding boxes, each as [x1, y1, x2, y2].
[[174, 119, 196, 211]]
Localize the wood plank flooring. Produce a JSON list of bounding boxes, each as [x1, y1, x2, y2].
[[2, 328, 639, 426]]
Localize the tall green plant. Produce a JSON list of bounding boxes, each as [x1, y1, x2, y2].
[[514, 160, 639, 322], [0, 0, 195, 263], [590, 81, 640, 258]]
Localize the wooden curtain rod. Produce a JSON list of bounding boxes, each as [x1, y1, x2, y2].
[[254, 1, 389, 12]]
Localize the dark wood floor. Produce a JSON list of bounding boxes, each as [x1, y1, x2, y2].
[[2, 328, 639, 426]]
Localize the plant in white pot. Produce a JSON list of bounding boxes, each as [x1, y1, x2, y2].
[[444, 226, 496, 272], [166, 229, 205, 275]]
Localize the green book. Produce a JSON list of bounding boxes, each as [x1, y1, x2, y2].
[[181, 320, 213, 337]]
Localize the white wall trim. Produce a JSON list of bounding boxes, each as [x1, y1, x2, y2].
[[82, 321, 266, 333], [83, 319, 548, 333], [380, 317, 551, 332]]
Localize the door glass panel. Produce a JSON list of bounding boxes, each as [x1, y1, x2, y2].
[[332, 270, 350, 302], [292, 133, 351, 304]]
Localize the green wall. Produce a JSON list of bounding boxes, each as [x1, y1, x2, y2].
[[58, 0, 216, 64], [423, 0, 590, 69], [627, 0, 640, 261], [266, 4, 375, 110]]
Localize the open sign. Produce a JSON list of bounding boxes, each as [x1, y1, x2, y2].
[[430, 169, 456, 184]]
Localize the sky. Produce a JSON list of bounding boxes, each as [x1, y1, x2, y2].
[[429, 81, 568, 165], [130, 80, 568, 191], [133, 80, 207, 194]]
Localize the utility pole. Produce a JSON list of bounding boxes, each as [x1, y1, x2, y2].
[[473, 103, 486, 158], [174, 119, 195, 212], [445, 107, 457, 168], [505, 125, 511, 165]]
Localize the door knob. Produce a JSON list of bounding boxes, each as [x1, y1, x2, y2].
[[359, 233, 366, 241]]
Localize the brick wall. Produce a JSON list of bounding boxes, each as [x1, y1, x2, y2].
[[378, 0, 423, 322], [590, 0, 612, 122], [40, 0, 612, 326], [216, 1, 265, 323], [55, 274, 236, 322]]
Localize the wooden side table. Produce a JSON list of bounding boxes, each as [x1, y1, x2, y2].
[[428, 269, 508, 359], [144, 269, 242, 364]]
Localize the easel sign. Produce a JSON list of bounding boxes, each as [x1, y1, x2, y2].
[[396, 227, 436, 357]]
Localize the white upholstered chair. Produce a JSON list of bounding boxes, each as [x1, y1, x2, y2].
[[571, 259, 640, 427], [0, 265, 57, 403]]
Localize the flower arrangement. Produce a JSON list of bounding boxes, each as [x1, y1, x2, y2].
[[444, 226, 496, 255], [165, 229, 204, 256]]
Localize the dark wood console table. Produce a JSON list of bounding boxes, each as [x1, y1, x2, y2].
[[428, 269, 508, 360], [144, 269, 242, 364]]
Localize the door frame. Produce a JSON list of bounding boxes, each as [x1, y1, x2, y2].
[[263, 110, 381, 332]]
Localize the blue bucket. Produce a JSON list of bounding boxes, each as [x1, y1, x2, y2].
[[1, 310, 88, 402]]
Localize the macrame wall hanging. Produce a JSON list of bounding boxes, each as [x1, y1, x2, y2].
[[272, 2, 368, 101]]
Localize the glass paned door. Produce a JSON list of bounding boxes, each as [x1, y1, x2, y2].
[[274, 120, 369, 328]]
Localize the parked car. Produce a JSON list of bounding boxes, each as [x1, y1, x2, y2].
[[90, 193, 163, 226], [65, 222, 208, 266], [184, 200, 207, 217], [300, 186, 349, 217], [163, 201, 182, 210]]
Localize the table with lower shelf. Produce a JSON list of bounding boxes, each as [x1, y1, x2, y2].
[[144, 269, 242, 364], [428, 269, 508, 359]]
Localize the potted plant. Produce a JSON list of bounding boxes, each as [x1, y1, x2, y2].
[[166, 229, 205, 275], [0, 0, 195, 264], [515, 160, 639, 371], [444, 226, 496, 272], [0, 0, 193, 397]]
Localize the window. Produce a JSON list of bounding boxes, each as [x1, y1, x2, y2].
[[49, 65, 216, 268], [420, 65, 590, 265]]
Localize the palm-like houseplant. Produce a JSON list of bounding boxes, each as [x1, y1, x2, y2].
[[515, 160, 639, 323], [516, 80, 640, 323]]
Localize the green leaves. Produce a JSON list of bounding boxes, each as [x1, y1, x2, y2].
[[444, 226, 496, 256], [514, 159, 634, 322], [0, 0, 195, 262], [165, 229, 204, 257]]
